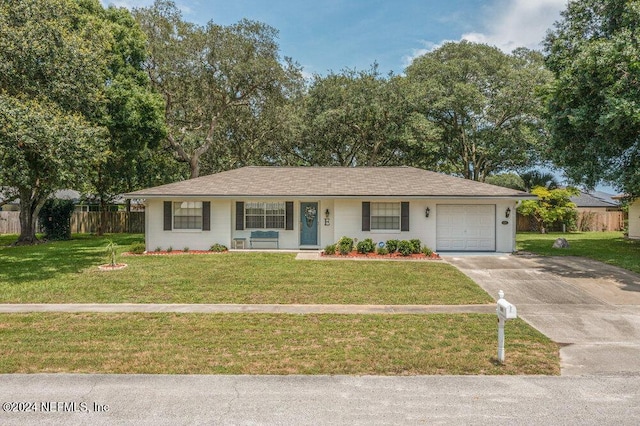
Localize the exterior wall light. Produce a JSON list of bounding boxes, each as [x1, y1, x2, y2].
[[324, 208, 330, 218], [425, 207, 430, 218], [505, 207, 511, 218]]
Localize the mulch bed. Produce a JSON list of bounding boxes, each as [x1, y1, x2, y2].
[[322, 251, 441, 260], [123, 250, 228, 256], [97, 263, 128, 271]]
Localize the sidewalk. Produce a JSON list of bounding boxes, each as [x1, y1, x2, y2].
[[0, 303, 495, 314]]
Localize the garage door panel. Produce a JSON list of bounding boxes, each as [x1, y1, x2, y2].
[[436, 205, 496, 252]]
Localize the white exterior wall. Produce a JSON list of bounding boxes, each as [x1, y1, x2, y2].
[[629, 200, 640, 239], [145, 198, 231, 251], [332, 198, 517, 253], [144, 197, 519, 252], [333, 199, 432, 248]]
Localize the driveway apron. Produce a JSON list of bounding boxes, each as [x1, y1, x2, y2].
[[444, 254, 640, 376]]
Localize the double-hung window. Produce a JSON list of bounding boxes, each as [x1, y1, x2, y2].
[[245, 202, 286, 229], [173, 201, 203, 230], [370, 202, 401, 230]]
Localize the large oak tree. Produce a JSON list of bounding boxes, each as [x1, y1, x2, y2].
[[544, 0, 640, 197], [405, 42, 552, 181], [134, 0, 302, 178], [0, 0, 166, 243]]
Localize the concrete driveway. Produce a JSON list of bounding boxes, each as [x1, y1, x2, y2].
[[444, 254, 640, 376]]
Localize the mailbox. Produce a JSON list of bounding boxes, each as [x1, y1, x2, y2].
[[497, 299, 517, 320]]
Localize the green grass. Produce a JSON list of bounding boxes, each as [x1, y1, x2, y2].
[[0, 313, 559, 375], [0, 234, 491, 304], [516, 231, 640, 274]]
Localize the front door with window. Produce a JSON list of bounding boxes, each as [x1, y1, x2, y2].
[[300, 202, 318, 246]]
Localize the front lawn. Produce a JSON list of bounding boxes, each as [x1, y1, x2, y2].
[[0, 234, 492, 304], [516, 231, 640, 274], [0, 313, 559, 375]]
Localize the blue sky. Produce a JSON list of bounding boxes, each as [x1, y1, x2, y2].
[[103, 0, 568, 76]]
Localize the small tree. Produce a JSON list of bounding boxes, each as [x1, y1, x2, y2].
[[518, 187, 578, 233]]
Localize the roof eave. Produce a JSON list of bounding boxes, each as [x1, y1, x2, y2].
[[124, 193, 536, 200]]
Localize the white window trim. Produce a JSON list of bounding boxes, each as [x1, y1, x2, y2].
[[244, 201, 286, 230], [370, 201, 401, 231], [173, 201, 203, 230]]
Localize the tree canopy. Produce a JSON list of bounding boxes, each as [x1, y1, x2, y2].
[[544, 0, 640, 197], [0, 0, 166, 243], [134, 0, 303, 178], [292, 66, 410, 166], [405, 42, 552, 181]]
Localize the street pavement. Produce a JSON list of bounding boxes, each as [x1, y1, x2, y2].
[[444, 254, 640, 376], [1, 374, 639, 425]]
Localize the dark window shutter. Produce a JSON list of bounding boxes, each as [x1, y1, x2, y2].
[[401, 202, 410, 231], [285, 201, 294, 230], [235, 201, 244, 230], [362, 202, 371, 231], [202, 201, 211, 231], [163, 201, 172, 231]]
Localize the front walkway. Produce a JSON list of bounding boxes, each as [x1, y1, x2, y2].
[[0, 303, 494, 314]]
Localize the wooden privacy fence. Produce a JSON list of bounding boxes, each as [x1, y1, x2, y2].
[[0, 211, 21, 234], [516, 210, 625, 232], [0, 211, 144, 234], [71, 212, 145, 234]]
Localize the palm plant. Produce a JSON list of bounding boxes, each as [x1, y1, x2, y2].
[[519, 170, 560, 192]]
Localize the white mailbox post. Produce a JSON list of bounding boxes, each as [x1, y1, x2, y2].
[[496, 290, 517, 364]]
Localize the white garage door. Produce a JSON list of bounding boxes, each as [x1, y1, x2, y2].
[[436, 205, 496, 251]]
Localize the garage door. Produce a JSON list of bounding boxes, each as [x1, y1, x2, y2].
[[436, 205, 496, 251]]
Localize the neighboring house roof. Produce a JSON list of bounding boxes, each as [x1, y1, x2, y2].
[[571, 191, 620, 208], [1, 189, 136, 206], [125, 166, 536, 199]]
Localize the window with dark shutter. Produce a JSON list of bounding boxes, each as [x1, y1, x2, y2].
[[235, 201, 244, 230], [285, 201, 294, 230], [202, 201, 211, 231], [163, 201, 172, 231], [401, 202, 410, 231], [362, 202, 371, 231]]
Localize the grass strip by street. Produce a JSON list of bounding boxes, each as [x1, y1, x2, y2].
[[0, 313, 559, 375], [516, 231, 640, 274], [0, 234, 491, 305]]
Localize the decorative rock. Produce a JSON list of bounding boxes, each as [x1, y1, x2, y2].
[[552, 238, 570, 249]]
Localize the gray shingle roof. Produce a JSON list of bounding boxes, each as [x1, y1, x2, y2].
[[125, 166, 535, 199], [571, 191, 619, 208]]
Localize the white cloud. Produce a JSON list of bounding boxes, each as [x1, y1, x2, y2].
[[405, 0, 567, 68], [100, 0, 193, 14], [401, 39, 455, 69], [461, 0, 567, 52]]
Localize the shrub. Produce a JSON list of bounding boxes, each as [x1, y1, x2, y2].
[[129, 242, 146, 254], [356, 238, 376, 254], [376, 246, 389, 255], [386, 239, 400, 253], [409, 239, 422, 254], [167, 246, 173, 253], [38, 199, 75, 241], [324, 244, 337, 255], [397, 240, 413, 256], [337, 236, 354, 255], [421, 246, 434, 257], [154, 247, 162, 252], [183, 247, 190, 252], [209, 243, 228, 252]]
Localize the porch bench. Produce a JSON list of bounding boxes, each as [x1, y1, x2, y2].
[[249, 230, 279, 248]]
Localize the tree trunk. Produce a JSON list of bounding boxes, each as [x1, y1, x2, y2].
[[15, 189, 47, 245]]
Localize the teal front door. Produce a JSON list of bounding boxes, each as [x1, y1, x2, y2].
[[300, 202, 318, 246]]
